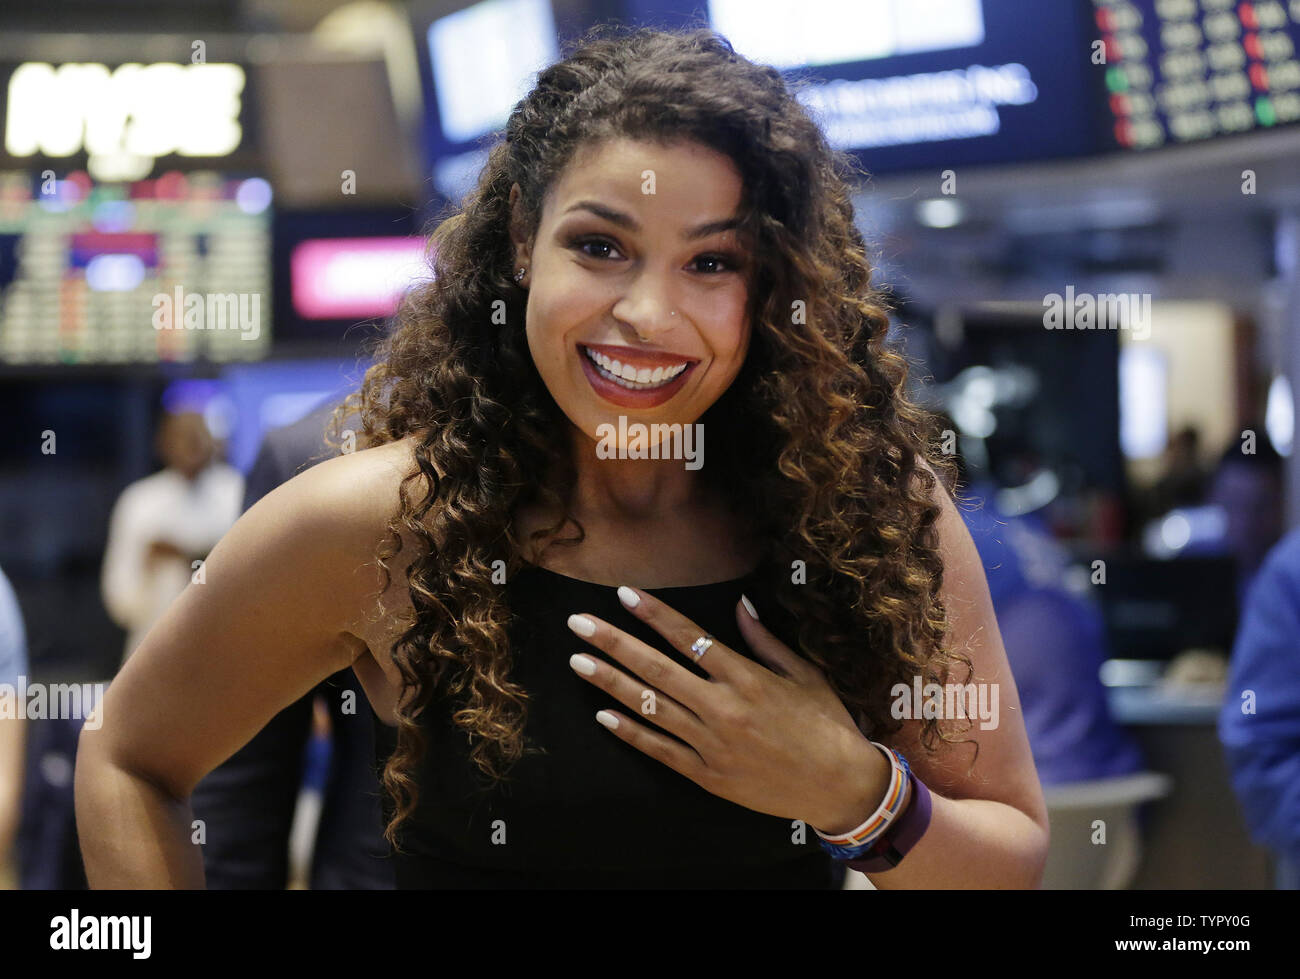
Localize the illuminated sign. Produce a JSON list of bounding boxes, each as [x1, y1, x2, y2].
[[290, 237, 429, 320], [4, 62, 245, 180], [798, 62, 1038, 148], [708, 0, 986, 69]]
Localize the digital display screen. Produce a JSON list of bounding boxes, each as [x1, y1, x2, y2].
[[428, 0, 556, 144], [0, 170, 271, 364], [622, 0, 1107, 173], [1093, 0, 1300, 149], [413, 0, 599, 200], [428, 0, 559, 146], [270, 207, 420, 344], [290, 236, 429, 320], [707, 0, 986, 69]]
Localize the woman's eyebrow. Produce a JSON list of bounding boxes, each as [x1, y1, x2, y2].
[[563, 200, 743, 241]]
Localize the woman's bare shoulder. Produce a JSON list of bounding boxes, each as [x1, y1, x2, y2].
[[237, 434, 426, 578], [75, 434, 433, 801], [254, 433, 418, 512]]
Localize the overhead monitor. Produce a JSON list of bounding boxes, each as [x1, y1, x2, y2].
[[616, 0, 1108, 172]]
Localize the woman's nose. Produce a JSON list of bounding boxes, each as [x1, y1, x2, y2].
[[612, 271, 680, 337]]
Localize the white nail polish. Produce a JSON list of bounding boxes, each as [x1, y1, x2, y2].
[[568, 614, 596, 637], [617, 586, 639, 608], [741, 594, 759, 621], [596, 710, 619, 730], [569, 654, 597, 676]]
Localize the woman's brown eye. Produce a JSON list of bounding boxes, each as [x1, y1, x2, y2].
[[694, 255, 734, 273], [571, 236, 619, 259]]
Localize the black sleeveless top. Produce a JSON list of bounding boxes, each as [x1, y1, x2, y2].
[[370, 561, 839, 888]]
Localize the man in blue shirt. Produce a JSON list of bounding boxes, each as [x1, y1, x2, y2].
[[1219, 525, 1300, 889], [958, 480, 1146, 786]]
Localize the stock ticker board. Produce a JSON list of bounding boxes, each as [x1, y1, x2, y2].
[[1095, 0, 1300, 149], [0, 172, 271, 366]]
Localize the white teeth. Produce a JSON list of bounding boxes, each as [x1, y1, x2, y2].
[[585, 345, 691, 387], [583, 347, 689, 390]]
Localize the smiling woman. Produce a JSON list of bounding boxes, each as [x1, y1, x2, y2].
[[520, 138, 746, 419], [74, 24, 1048, 890]]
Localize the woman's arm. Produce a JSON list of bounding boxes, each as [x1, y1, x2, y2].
[[866, 467, 1050, 889], [75, 443, 408, 888]]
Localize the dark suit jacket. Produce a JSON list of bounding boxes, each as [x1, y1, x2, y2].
[[189, 398, 395, 889]]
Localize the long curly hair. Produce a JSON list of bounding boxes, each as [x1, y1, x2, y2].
[[330, 24, 971, 848]]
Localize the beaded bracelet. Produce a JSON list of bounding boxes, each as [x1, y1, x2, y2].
[[813, 741, 912, 860]]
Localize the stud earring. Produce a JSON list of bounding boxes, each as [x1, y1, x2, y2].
[[514, 267, 526, 284]]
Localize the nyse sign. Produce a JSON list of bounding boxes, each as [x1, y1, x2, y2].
[[4, 62, 245, 179]]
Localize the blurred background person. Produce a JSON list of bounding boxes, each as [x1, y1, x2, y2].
[[1204, 429, 1287, 609], [100, 410, 244, 667], [189, 398, 395, 890], [913, 414, 1160, 891], [1144, 425, 1208, 522], [937, 416, 1147, 788], [0, 563, 28, 889], [1219, 525, 1300, 890]]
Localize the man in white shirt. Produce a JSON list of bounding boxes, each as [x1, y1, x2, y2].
[[101, 411, 244, 667]]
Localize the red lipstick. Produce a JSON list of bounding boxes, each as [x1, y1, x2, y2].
[[577, 343, 697, 409]]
